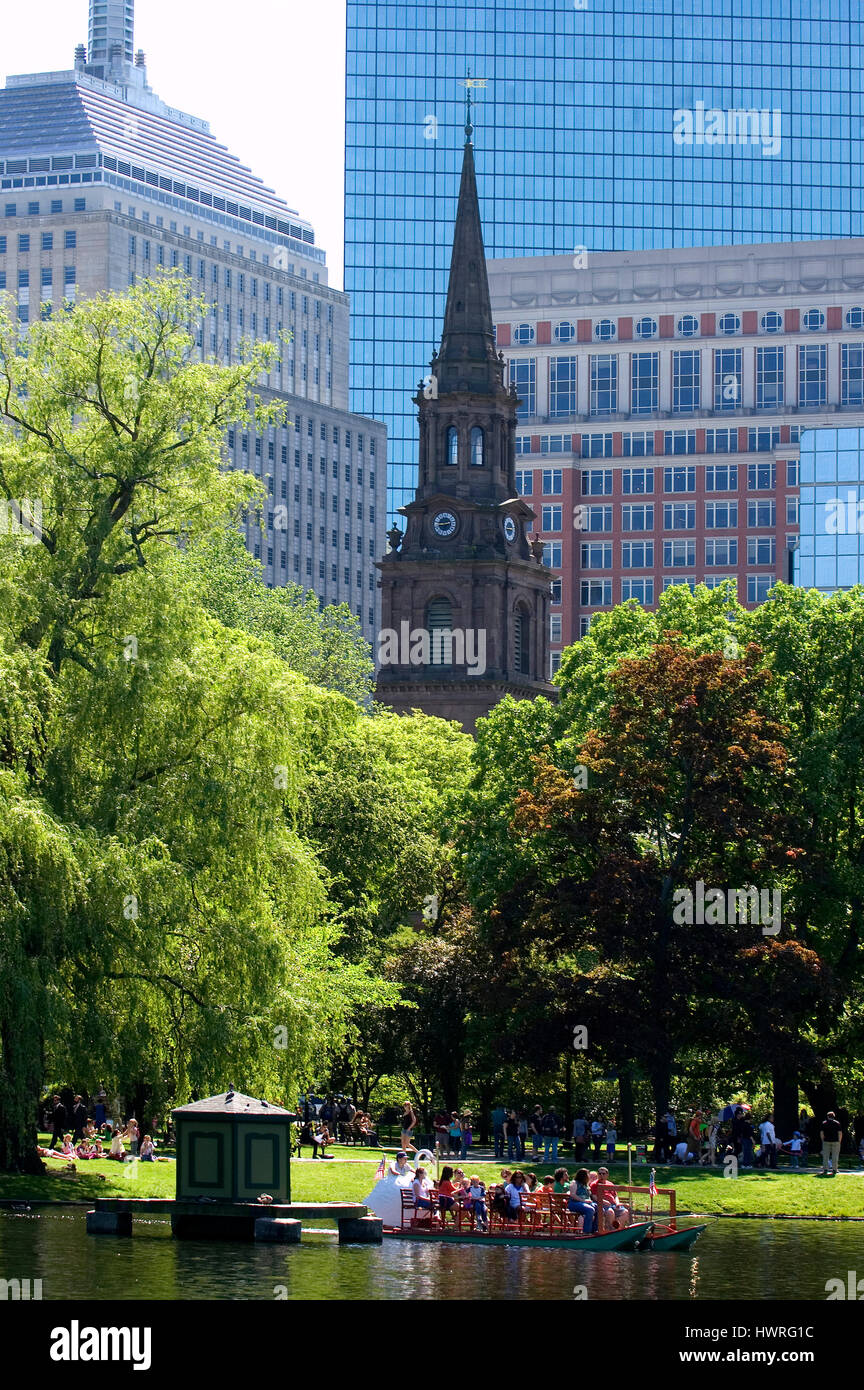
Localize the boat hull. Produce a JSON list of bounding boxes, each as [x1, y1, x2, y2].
[[383, 1219, 655, 1251], [636, 1222, 706, 1251]]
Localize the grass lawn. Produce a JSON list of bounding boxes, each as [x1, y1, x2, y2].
[[2, 1143, 860, 1218], [288, 1154, 864, 1218]]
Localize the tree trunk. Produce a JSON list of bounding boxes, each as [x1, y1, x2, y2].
[[650, 1057, 672, 1125], [618, 1069, 636, 1139], [771, 1059, 799, 1137], [801, 1063, 838, 1121]]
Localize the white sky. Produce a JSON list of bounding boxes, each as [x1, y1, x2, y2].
[[2, 0, 348, 288]]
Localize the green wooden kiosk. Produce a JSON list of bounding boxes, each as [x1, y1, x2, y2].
[[172, 1090, 298, 1203]]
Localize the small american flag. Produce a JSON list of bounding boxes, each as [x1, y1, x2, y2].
[[375, 1155, 387, 1179], [649, 1169, 657, 1198]]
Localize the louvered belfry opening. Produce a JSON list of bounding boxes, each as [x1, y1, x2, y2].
[[427, 597, 454, 665]]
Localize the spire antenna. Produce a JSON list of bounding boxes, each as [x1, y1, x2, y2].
[[465, 68, 473, 142]]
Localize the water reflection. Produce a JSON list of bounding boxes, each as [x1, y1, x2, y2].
[[0, 1211, 859, 1301]]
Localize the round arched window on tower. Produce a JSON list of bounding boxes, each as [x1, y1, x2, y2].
[[470, 427, 484, 465], [446, 427, 459, 465]]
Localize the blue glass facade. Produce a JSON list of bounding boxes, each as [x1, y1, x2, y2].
[[345, 0, 864, 519], [795, 427, 864, 592]]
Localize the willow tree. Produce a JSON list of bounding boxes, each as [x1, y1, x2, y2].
[[0, 273, 385, 1169]]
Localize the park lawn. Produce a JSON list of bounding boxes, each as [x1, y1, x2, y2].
[[2, 1145, 861, 1219], [0, 1157, 176, 1203], [290, 1155, 864, 1219]]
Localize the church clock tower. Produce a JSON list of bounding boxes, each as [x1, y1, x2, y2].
[[375, 108, 556, 732]]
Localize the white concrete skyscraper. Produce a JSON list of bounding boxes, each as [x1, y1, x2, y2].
[[0, 1, 385, 639]]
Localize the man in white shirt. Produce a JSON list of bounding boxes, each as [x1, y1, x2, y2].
[[759, 1115, 778, 1169]]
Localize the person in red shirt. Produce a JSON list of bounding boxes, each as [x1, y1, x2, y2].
[[437, 1165, 457, 1218], [590, 1167, 630, 1230]]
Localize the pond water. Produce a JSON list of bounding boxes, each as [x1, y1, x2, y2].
[[1, 1209, 861, 1300]]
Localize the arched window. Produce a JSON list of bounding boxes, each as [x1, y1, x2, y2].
[[470, 427, 484, 466], [446, 427, 458, 465], [427, 597, 454, 666], [514, 609, 530, 676]]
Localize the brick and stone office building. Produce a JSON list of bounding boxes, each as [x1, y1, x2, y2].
[[488, 239, 864, 673], [0, 1, 385, 642]]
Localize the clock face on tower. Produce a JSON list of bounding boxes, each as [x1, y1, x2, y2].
[[502, 515, 517, 544], [432, 510, 458, 539]]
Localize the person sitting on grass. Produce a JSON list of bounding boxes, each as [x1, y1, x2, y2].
[[108, 1128, 126, 1161], [75, 1138, 97, 1160], [58, 1133, 75, 1157], [140, 1135, 155, 1162]]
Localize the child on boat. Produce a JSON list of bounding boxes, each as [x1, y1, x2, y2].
[[467, 1175, 488, 1230], [412, 1167, 436, 1219]]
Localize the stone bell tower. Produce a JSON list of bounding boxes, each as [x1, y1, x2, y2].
[[375, 105, 555, 733]]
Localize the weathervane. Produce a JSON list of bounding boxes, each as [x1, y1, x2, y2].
[[462, 70, 487, 141]]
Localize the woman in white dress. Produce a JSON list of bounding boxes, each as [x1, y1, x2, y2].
[[362, 1149, 437, 1228]]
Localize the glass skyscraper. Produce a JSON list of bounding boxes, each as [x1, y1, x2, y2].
[[345, 0, 864, 518], [795, 427, 864, 592]]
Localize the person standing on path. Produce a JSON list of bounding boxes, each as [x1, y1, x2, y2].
[[491, 1103, 506, 1160], [400, 1101, 418, 1154], [542, 1107, 561, 1163], [71, 1095, 87, 1142], [572, 1113, 588, 1163], [48, 1095, 67, 1150], [505, 1109, 521, 1161], [530, 1105, 544, 1158], [759, 1114, 778, 1170], [819, 1112, 843, 1175]]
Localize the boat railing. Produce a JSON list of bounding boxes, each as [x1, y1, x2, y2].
[[617, 1184, 677, 1230]]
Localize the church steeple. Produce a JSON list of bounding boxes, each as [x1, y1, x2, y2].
[[435, 130, 501, 396], [375, 116, 556, 734]]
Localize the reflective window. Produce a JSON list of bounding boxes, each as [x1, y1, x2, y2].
[[635, 317, 657, 340], [631, 353, 658, 415], [590, 355, 617, 416]]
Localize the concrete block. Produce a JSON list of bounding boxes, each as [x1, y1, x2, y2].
[[254, 1217, 302, 1243], [338, 1215, 383, 1244], [86, 1209, 133, 1236]]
